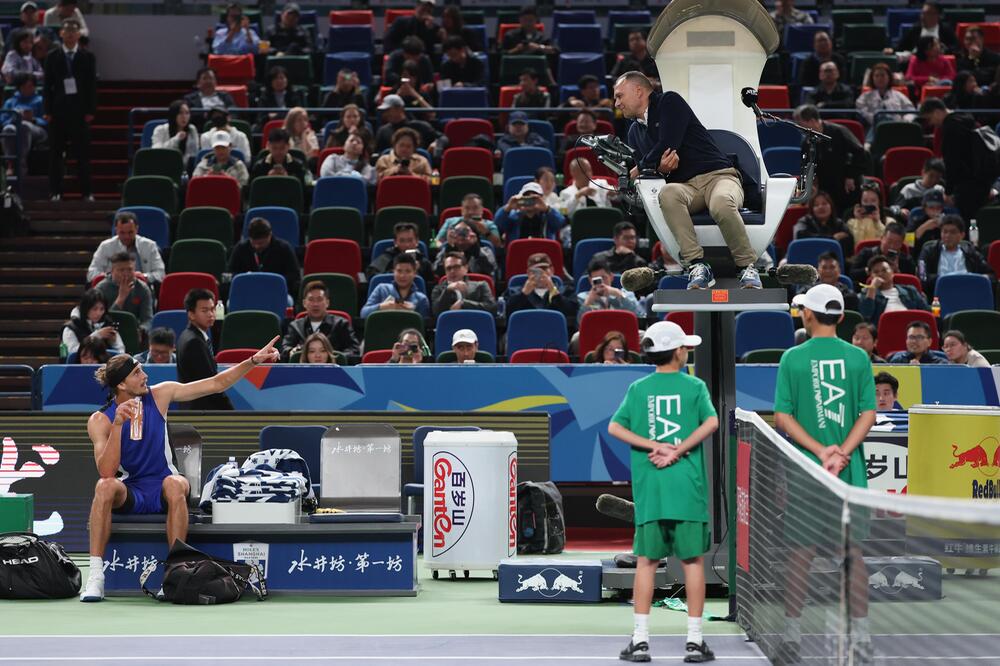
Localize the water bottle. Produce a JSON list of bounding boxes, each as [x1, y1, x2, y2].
[[931, 296, 941, 318], [969, 219, 980, 247], [59, 342, 68, 360], [430, 169, 440, 186], [215, 300, 225, 321]]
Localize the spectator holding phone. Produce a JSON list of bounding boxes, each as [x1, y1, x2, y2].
[[496, 181, 567, 243], [211, 2, 259, 55], [388, 328, 429, 365], [94, 252, 153, 333], [322, 71, 366, 111], [576, 259, 642, 326], [502, 7, 554, 55], [505, 252, 578, 325], [432, 221, 499, 280], [193, 131, 249, 186], [61, 288, 124, 357], [361, 253, 431, 319], [592, 330, 631, 365], [375, 127, 432, 181], [847, 183, 895, 244], [366, 222, 435, 285], [436, 193, 502, 248]]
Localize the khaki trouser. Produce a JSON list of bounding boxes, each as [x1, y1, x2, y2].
[[657, 167, 757, 268]]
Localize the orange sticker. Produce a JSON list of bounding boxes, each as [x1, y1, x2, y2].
[[711, 290, 729, 303]]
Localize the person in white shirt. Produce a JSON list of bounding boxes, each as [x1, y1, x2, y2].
[[559, 157, 609, 217], [151, 100, 200, 167], [61, 289, 124, 357], [534, 166, 562, 209], [198, 108, 251, 163], [87, 211, 166, 285], [193, 131, 250, 187], [319, 132, 375, 183], [941, 330, 991, 368], [576, 258, 642, 326], [43, 0, 88, 37]]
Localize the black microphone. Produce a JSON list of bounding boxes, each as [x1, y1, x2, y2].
[[596, 493, 635, 524], [741, 86, 763, 119]]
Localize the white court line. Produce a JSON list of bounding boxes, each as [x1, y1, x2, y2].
[[0, 633, 723, 639], [0, 658, 768, 663]]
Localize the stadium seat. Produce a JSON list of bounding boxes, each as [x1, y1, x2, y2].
[[434, 310, 498, 357], [140, 120, 166, 149], [893, 272, 924, 295], [207, 54, 255, 84], [301, 272, 357, 316], [572, 238, 614, 276], [831, 8, 874, 41], [578, 310, 640, 360], [219, 310, 282, 351], [499, 55, 552, 86], [360, 349, 394, 363], [570, 208, 624, 249], [877, 309, 939, 357], [176, 207, 234, 250], [553, 10, 596, 34], [848, 53, 897, 86], [557, 53, 605, 85], [608, 10, 651, 32], [132, 148, 185, 188], [762, 147, 802, 176], [871, 122, 926, 165], [556, 24, 603, 53], [122, 176, 177, 216], [509, 349, 570, 364], [506, 310, 569, 356], [826, 119, 866, 145], [783, 23, 833, 53], [108, 311, 141, 355], [786, 237, 845, 271], [265, 55, 312, 86], [887, 9, 921, 42], [990, 241, 1000, 277], [150, 309, 189, 340], [666, 311, 694, 334], [303, 239, 362, 282], [563, 118, 614, 138], [882, 147, 934, 188], [249, 176, 304, 214], [375, 175, 432, 214], [773, 205, 807, 256], [440, 147, 494, 182], [372, 206, 430, 244], [505, 238, 564, 279], [217, 85, 249, 107], [498, 22, 543, 43], [117, 206, 170, 249], [439, 175, 494, 211], [741, 349, 786, 363], [756, 85, 790, 110], [384, 8, 414, 27], [168, 240, 227, 281], [157, 273, 218, 312], [920, 84, 952, 102], [186, 175, 241, 216], [329, 9, 373, 25], [326, 25, 373, 52], [215, 348, 256, 364], [945, 9, 985, 24], [258, 120, 286, 152], [312, 176, 367, 213], [734, 311, 795, 359], [362, 310, 424, 350], [943, 310, 1000, 350], [841, 24, 887, 52], [437, 87, 490, 120], [935, 274, 995, 318], [502, 147, 555, 183], [243, 206, 299, 247], [324, 52, 372, 86], [228, 272, 288, 322], [444, 118, 494, 148], [835, 310, 864, 342], [307, 207, 364, 245], [956, 22, 1000, 51], [367, 273, 427, 299], [526, 120, 557, 152], [757, 122, 803, 151], [562, 146, 616, 180]]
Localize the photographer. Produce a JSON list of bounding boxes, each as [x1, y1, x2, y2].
[[502, 7, 555, 55], [432, 221, 499, 280], [576, 258, 641, 326], [495, 182, 567, 243], [388, 328, 429, 365], [61, 289, 124, 357], [436, 193, 502, 248], [846, 183, 895, 245], [849, 222, 915, 285], [505, 252, 578, 324], [375, 127, 432, 182]]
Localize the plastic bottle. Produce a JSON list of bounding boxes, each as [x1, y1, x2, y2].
[[969, 219, 980, 247], [431, 169, 440, 186], [931, 296, 941, 318], [215, 300, 225, 321], [59, 342, 68, 359]]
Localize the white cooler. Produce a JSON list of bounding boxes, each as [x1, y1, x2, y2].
[[423, 430, 518, 579]]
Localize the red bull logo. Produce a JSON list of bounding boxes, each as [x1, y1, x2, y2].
[[431, 452, 474, 557], [507, 453, 518, 555], [948, 437, 1000, 499]]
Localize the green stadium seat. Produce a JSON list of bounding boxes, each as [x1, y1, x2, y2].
[[249, 175, 304, 214], [264, 55, 313, 86], [499, 55, 552, 86], [362, 310, 425, 352], [870, 122, 925, 166], [741, 348, 786, 363], [832, 9, 874, 42], [841, 24, 887, 53], [307, 207, 365, 245], [176, 206, 235, 250], [570, 207, 625, 249], [848, 53, 897, 86], [168, 239, 228, 281], [219, 310, 282, 350], [300, 272, 358, 317], [942, 310, 1000, 351], [122, 176, 178, 216], [836, 310, 865, 342], [979, 349, 1000, 364], [132, 148, 185, 188], [439, 175, 494, 211], [108, 310, 141, 355], [372, 206, 430, 244]]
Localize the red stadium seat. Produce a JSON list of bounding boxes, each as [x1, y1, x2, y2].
[[826, 119, 865, 145], [774, 204, 808, 255], [158, 272, 219, 311], [509, 349, 570, 364], [563, 119, 615, 137], [444, 119, 495, 148], [217, 85, 249, 107], [329, 10, 373, 25], [957, 22, 1000, 51], [207, 55, 255, 84], [498, 23, 544, 42], [666, 311, 694, 335], [757, 85, 790, 110], [186, 175, 242, 216], [375, 175, 432, 214], [578, 310, 641, 360], [893, 272, 924, 295], [361, 349, 394, 363], [295, 309, 353, 324], [876, 309, 938, 358], [314, 147, 344, 176], [440, 147, 495, 181], [384, 9, 414, 27], [854, 239, 881, 255], [882, 147, 934, 188], [438, 206, 493, 228], [259, 119, 286, 151], [505, 238, 564, 279], [215, 348, 256, 363], [303, 239, 362, 282], [563, 146, 616, 179], [920, 85, 951, 102], [436, 272, 496, 297], [989, 241, 1000, 277]]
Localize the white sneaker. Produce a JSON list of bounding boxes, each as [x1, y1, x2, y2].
[[79, 575, 105, 602]]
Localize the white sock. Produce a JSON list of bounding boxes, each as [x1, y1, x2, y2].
[[88, 556, 104, 578], [851, 616, 871, 644], [687, 616, 703, 646], [783, 616, 802, 644], [632, 613, 650, 644]]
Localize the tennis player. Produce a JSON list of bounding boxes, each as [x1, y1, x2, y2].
[[608, 321, 719, 663], [773, 284, 877, 665], [79, 336, 280, 602]]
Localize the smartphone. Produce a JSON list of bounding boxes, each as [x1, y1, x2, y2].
[[400, 158, 411, 168], [613, 348, 625, 361], [404, 248, 418, 255], [529, 266, 543, 279], [863, 204, 877, 214], [401, 78, 411, 84], [110, 320, 120, 329], [407, 343, 418, 355], [592, 276, 604, 287]]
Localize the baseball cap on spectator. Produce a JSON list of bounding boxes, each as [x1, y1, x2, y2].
[[21, 1, 37, 11], [509, 111, 529, 124], [526, 252, 552, 268], [418, 0, 437, 5], [452, 329, 478, 346], [922, 189, 945, 207], [211, 131, 232, 148], [284, 2, 301, 13], [519, 182, 544, 197], [378, 94, 406, 111]]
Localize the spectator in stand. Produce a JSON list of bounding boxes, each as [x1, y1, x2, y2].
[[847, 182, 895, 245], [496, 110, 549, 157], [435, 193, 501, 247], [506, 252, 578, 325], [432, 221, 499, 279], [228, 217, 301, 299], [895, 2, 957, 54], [916, 215, 994, 292], [592, 221, 647, 274], [1, 73, 46, 177], [283, 107, 318, 160], [183, 67, 235, 111], [440, 6, 482, 51], [385, 35, 435, 89], [43, 0, 88, 38], [75, 337, 110, 365], [18, 2, 47, 40], [798, 32, 846, 87], [62, 289, 124, 357], [361, 253, 431, 319], [431, 251, 497, 316], [366, 221, 435, 284], [502, 7, 555, 55], [3, 29, 43, 84], [793, 105, 866, 213], [211, 2, 259, 55], [281, 280, 360, 360], [440, 36, 485, 87], [944, 70, 984, 112], [887, 320, 948, 364], [559, 157, 610, 217], [384, 0, 440, 54], [908, 188, 948, 251], [793, 190, 854, 260], [388, 328, 429, 365], [564, 75, 614, 111], [856, 63, 915, 136], [44, 19, 94, 202], [375, 126, 432, 182], [134, 327, 176, 364], [576, 258, 642, 326], [496, 181, 566, 243], [849, 222, 916, 285], [95, 252, 153, 333], [942, 329, 990, 367], [323, 104, 372, 149], [512, 69, 550, 109], [534, 166, 562, 209], [874, 371, 900, 409], [373, 94, 439, 154], [561, 108, 598, 154], [257, 66, 305, 123], [385, 60, 437, 113], [193, 131, 249, 186], [611, 30, 659, 83], [321, 69, 366, 110], [806, 251, 859, 311], [87, 211, 166, 286], [806, 62, 855, 110], [319, 132, 375, 183], [266, 3, 312, 55], [592, 331, 631, 364], [152, 100, 200, 167], [894, 157, 945, 210], [299, 332, 338, 364], [176, 288, 234, 410], [859, 254, 931, 324], [853, 323, 887, 364], [450, 329, 481, 363], [250, 127, 310, 186], [198, 108, 251, 160], [905, 37, 956, 89], [956, 27, 1000, 87], [770, 0, 812, 37]]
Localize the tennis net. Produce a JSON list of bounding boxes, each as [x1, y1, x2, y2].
[[734, 408, 1000, 666]]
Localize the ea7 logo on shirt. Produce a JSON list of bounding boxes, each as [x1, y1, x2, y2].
[[811, 359, 846, 429], [647, 395, 682, 443]]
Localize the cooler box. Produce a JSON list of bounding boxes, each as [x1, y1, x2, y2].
[[0, 494, 33, 533], [498, 558, 603, 603], [212, 499, 300, 524], [423, 430, 517, 577]]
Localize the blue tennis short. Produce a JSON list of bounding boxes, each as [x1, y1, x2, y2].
[[113, 477, 167, 515]]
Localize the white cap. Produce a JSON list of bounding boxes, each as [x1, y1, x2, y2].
[[452, 329, 478, 346], [641, 321, 702, 353], [210, 131, 232, 148], [792, 283, 845, 316], [518, 182, 544, 197], [378, 94, 406, 110]]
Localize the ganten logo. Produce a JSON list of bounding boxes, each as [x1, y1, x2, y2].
[[431, 452, 474, 557]]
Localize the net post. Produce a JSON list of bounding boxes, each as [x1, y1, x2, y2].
[[840, 500, 852, 666]]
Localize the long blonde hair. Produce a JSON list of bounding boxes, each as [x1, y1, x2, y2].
[[283, 107, 310, 138]]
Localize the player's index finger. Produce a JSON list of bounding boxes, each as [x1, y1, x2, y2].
[[266, 335, 280, 348]]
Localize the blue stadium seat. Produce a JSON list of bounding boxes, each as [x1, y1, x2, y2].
[[503, 176, 534, 203], [367, 272, 427, 298], [763, 146, 802, 176], [887, 9, 921, 42], [324, 52, 373, 86], [312, 176, 367, 213], [370, 239, 429, 261], [506, 309, 569, 355], [789, 52, 812, 83], [758, 121, 804, 151], [502, 146, 555, 183], [243, 206, 300, 247], [552, 11, 597, 39], [556, 25, 603, 53], [259, 425, 326, 487], [783, 23, 832, 53], [558, 84, 608, 105], [228, 272, 289, 321], [557, 53, 605, 86], [438, 87, 490, 119], [935, 274, 995, 318], [150, 310, 188, 341], [735, 311, 795, 359], [116, 206, 170, 249], [786, 237, 845, 271], [527, 120, 556, 151], [658, 275, 690, 290], [140, 120, 166, 149], [434, 309, 498, 357], [838, 274, 854, 290], [326, 25, 372, 52], [572, 238, 614, 276]]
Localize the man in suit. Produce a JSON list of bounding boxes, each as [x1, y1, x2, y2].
[[176, 288, 233, 410], [280, 280, 360, 361], [431, 251, 496, 317], [614, 71, 761, 289], [43, 19, 95, 201], [896, 2, 957, 54]]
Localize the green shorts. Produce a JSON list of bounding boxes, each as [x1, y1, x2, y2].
[[633, 520, 711, 561]]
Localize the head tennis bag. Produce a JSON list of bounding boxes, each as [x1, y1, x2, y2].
[[0, 532, 82, 599], [140, 539, 266, 605]]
